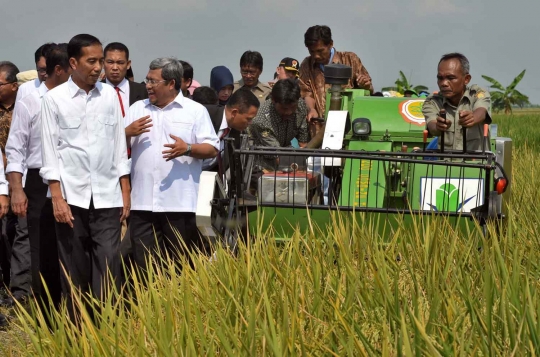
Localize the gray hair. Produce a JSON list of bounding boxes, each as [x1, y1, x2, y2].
[[439, 53, 470, 75], [149, 57, 183, 91]]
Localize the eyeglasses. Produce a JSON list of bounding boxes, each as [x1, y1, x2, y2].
[[240, 70, 259, 77], [143, 79, 168, 86], [0, 82, 15, 87], [36, 68, 47, 74]]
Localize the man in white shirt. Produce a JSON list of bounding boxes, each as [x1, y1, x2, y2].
[[15, 43, 54, 102], [40, 34, 131, 318], [6, 44, 71, 309], [125, 57, 218, 271]]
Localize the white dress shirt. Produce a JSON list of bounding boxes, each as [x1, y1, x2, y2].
[[125, 93, 219, 213], [16, 78, 41, 102], [40, 77, 130, 209], [0, 149, 8, 196], [202, 110, 228, 170], [6, 82, 49, 174], [105, 78, 130, 113]]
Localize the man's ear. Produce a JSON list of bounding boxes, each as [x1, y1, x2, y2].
[[69, 57, 77, 71], [127, 60, 132, 70], [464, 73, 472, 85]]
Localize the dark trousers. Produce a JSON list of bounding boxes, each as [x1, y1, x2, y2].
[[9, 214, 30, 299], [25, 169, 61, 306], [130, 211, 200, 271], [55, 199, 121, 318]]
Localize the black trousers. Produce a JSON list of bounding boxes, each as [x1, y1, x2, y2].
[[25, 169, 61, 306], [55, 199, 121, 317], [130, 211, 200, 271], [9, 214, 30, 299]]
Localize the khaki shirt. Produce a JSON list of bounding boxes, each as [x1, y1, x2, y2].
[[298, 49, 373, 117], [422, 85, 491, 151], [233, 79, 272, 105]]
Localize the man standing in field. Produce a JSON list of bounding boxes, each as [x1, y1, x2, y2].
[[423, 53, 491, 151], [40, 34, 131, 319]]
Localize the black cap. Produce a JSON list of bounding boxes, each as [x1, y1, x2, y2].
[[279, 57, 300, 75]]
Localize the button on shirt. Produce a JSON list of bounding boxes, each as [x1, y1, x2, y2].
[[6, 82, 49, 174], [125, 93, 219, 213], [105, 77, 130, 112], [40, 77, 130, 209]]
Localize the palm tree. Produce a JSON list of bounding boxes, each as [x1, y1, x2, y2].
[[382, 71, 428, 95], [481, 70, 530, 114]]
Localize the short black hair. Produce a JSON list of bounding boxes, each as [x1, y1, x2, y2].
[[304, 25, 333, 47], [104, 42, 129, 60], [439, 52, 470, 75], [68, 34, 102, 61], [179, 60, 193, 80], [0, 61, 20, 83], [240, 51, 263, 71], [192, 86, 218, 105], [34, 43, 55, 63], [271, 79, 301, 105], [227, 88, 260, 113], [45, 43, 70, 76]]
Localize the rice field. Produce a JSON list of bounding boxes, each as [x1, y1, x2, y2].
[[1, 113, 539, 356]]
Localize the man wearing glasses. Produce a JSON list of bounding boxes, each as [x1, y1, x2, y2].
[[16, 43, 54, 102], [125, 57, 218, 271], [233, 51, 272, 105]]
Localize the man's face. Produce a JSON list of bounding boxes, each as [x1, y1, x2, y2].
[[146, 68, 176, 107], [36, 56, 47, 82], [240, 65, 261, 87], [228, 105, 258, 132], [104, 50, 131, 86], [307, 40, 333, 65], [437, 59, 471, 104], [0, 72, 18, 104], [218, 84, 233, 103], [274, 101, 298, 118], [70, 44, 104, 88]]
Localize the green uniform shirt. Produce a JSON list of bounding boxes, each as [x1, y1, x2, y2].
[[422, 85, 491, 151], [233, 79, 272, 106]]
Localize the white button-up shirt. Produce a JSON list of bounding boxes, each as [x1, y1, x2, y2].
[[6, 82, 49, 173], [105, 78, 130, 113], [40, 77, 130, 209], [125, 93, 219, 212], [16, 78, 41, 102]]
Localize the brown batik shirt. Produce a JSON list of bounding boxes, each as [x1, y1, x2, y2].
[[298, 49, 373, 117], [0, 103, 14, 154]]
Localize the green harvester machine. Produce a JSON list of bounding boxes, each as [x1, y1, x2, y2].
[[196, 64, 511, 245]]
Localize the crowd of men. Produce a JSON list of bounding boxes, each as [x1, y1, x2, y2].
[[0, 24, 491, 327]]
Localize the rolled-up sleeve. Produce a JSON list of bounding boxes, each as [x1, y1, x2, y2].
[[6, 102, 30, 174], [422, 97, 441, 128], [39, 94, 61, 182], [113, 99, 130, 177]]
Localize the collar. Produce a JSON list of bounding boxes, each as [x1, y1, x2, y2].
[[106, 77, 129, 93], [67, 76, 104, 98], [238, 79, 266, 91], [145, 91, 184, 109], [319, 47, 336, 72], [220, 110, 228, 131], [38, 82, 49, 98]]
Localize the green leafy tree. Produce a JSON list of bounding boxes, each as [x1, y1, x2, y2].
[[382, 71, 428, 95], [481, 70, 530, 114]]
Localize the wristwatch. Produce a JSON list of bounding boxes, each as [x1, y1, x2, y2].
[[184, 144, 192, 157]]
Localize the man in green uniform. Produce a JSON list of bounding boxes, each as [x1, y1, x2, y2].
[[423, 53, 491, 151]]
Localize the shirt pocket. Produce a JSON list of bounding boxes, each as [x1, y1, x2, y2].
[[58, 116, 82, 144], [169, 119, 193, 142], [96, 114, 116, 139]]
